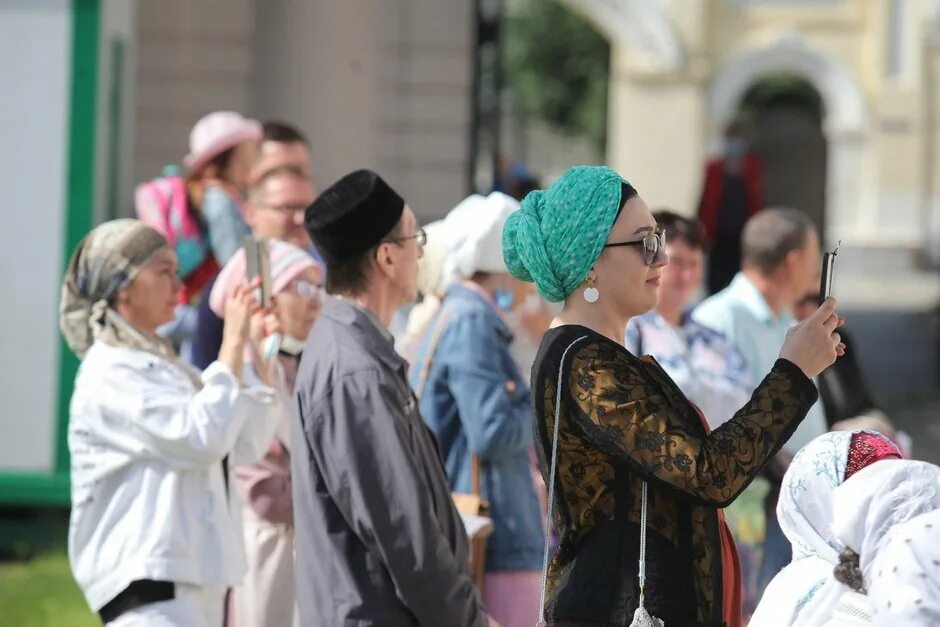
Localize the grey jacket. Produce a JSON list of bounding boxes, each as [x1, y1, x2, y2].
[[292, 297, 487, 627]]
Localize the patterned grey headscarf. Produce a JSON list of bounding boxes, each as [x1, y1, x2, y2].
[[59, 220, 198, 385]]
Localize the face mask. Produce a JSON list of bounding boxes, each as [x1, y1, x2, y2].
[[518, 292, 542, 315], [262, 333, 281, 359], [725, 138, 748, 158], [494, 288, 515, 312], [279, 334, 307, 356]]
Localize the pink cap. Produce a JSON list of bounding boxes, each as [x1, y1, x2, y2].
[[209, 239, 323, 317], [184, 111, 263, 173]]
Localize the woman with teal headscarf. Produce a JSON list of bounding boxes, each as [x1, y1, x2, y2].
[[504, 166, 845, 626]]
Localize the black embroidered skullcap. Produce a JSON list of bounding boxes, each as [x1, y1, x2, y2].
[[304, 169, 405, 265]]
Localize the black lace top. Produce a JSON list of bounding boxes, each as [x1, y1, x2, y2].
[[531, 325, 818, 626]]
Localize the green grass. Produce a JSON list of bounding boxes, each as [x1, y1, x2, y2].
[[0, 548, 98, 627]]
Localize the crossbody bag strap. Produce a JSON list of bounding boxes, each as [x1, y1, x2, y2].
[[470, 452, 482, 497], [413, 305, 455, 399], [538, 335, 589, 626], [638, 481, 649, 608], [413, 305, 484, 497]]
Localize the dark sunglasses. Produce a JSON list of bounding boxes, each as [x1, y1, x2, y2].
[[384, 226, 427, 247], [603, 230, 666, 266]]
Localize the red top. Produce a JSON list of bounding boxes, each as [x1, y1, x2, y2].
[[697, 155, 764, 245], [693, 404, 743, 627]]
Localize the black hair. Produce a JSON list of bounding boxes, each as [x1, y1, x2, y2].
[[615, 182, 638, 221], [261, 121, 309, 146], [833, 548, 866, 594]]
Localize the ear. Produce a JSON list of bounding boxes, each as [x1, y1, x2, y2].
[[113, 286, 132, 315], [374, 242, 396, 280]]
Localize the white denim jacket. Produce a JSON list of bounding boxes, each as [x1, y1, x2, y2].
[[67, 340, 281, 612]]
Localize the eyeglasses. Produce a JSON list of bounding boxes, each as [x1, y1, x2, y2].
[[603, 230, 666, 266], [286, 279, 325, 304], [384, 226, 427, 247], [255, 201, 308, 215]]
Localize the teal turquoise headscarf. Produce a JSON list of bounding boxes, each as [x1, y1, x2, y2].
[[502, 165, 629, 302]]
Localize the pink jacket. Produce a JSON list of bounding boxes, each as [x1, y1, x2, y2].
[[234, 438, 292, 525], [234, 354, 299, 526]]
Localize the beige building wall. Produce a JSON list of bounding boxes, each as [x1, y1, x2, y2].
[[129, 0, 938, 258], [132, 0, 474, 224], [251, 0, 474, 223], [926, 24, 940, 265], [134, 0, 255, 184], [565, 0, 938, 258]]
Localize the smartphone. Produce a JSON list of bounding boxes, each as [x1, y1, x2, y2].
[[818, 240, 842, 306], [243, 236, 273, 307], [243, 236, 281, 358]]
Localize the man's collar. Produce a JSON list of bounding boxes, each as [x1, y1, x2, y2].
[[323, 296, 403, 370], [336, 296, 395, 343]]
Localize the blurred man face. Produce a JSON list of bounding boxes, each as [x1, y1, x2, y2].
[[245, 174, 315, 249], [793, 291, 819, 322], [253, 140, 312, 181], [781, 228, 821, 308], [375, 207, 424, 309]]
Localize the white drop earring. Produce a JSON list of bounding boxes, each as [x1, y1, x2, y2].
[[583, 276, 599, 303]]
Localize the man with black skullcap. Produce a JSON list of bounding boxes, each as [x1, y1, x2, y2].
[[292, 170, 494, 626]]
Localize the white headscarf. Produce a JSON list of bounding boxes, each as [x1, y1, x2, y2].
[[800, 460, 940, 626], [399, 219, 458, 360], [866, 508, 940, 625], [440, 191, 520, 285], [400, 192, 520, 360], [749, 430, 898, 627]]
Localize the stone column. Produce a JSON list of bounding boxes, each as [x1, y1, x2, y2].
[[608, 49, 706, 214], [824, 129, 876, 249], [134, 0, 255, 183], [558, 0, 705, 215]]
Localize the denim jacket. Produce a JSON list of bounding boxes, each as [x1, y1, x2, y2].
[[409, 283, 544, 572]]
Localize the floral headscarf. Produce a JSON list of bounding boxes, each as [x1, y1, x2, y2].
[[778, 430, 900, 564], [795, 460, 940, 627], [748, 430, 900, 627]]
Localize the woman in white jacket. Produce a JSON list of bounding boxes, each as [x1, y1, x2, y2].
[[59, 219, 282, 626]]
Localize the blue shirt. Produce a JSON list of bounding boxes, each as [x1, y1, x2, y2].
[[692, 273, 827, 454]]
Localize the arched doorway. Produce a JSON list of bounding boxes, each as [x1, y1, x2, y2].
[[708, 38, 872, 248], [738, 74, 828, 237]]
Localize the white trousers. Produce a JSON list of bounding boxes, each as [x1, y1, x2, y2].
[[233, 517, 299, 627], [107, 583, 225, 627]]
